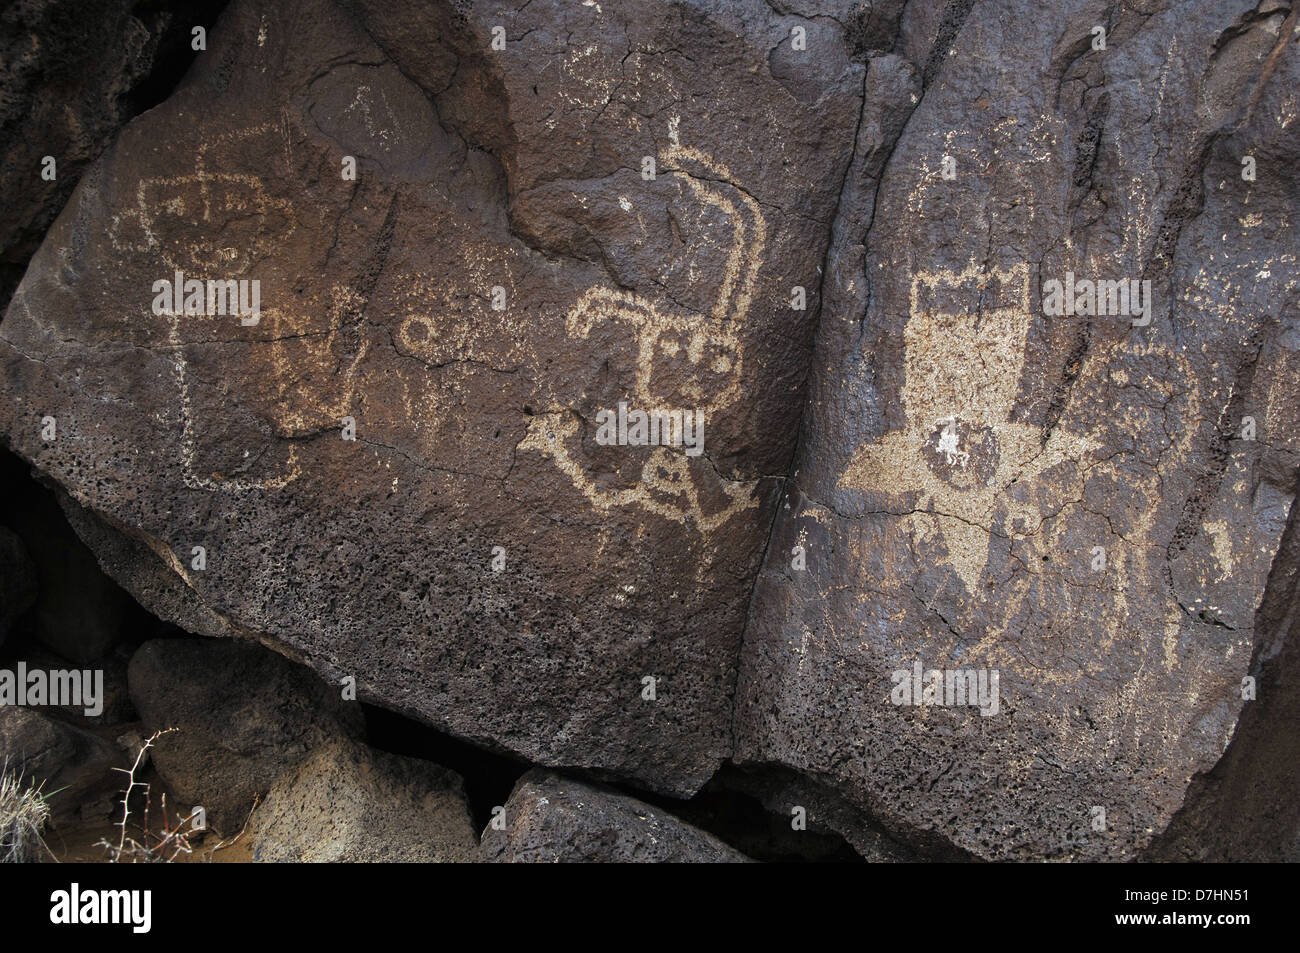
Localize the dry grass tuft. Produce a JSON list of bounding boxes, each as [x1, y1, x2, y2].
[[0, 762, 53, 863]]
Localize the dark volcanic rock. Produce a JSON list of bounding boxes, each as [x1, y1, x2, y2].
[[0, 707, 128, 823], [733, 0, 1300, 860], [57, 490, 241, 641], [1148, 476, 1300, 862], [481, 769, 749, 863], [1, 0, 1298, 863], [126, 637, 364, 834], [0, 0, 859, 797], [250, 737, 478, 862], [0, 0, 228, 314]]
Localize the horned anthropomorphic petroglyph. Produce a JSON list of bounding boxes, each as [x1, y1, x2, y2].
[[523, 134, 765, 532]]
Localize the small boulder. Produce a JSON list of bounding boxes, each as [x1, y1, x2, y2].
[[0, 707, 129, 823], [251, 737, 478, 863], [482, 769, 750, 863], [127, 637, 364, 835]]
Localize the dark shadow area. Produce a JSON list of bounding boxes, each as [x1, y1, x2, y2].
[[0, 447, 175, 676], [360, 702, 530, 836], [124, 0, 231, 115], [362, 698, 867, 861], [635, 775, 867, 863]]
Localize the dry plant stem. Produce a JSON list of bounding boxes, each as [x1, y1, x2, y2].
[[110, 728, 174, 856], [101, 727, 201, 863]]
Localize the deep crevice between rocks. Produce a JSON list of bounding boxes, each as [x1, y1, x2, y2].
[[363, 701, 864, 862], [0, 0, 231, 319]]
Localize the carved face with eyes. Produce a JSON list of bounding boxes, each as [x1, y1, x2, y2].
[[135, 174, 295, 275], [636, 318, 742, 413], [525, 139, 766, 532]]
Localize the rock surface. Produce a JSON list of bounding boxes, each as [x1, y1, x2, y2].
[[0, 0, 228, 314], [733, 0, 1300, 860], [0, 707, 128, 823], [1, 0, 1297, 861], [250, 737, 478, 862], [481, 769, 749, 863], [126, 637, 364, 834], [0, 0, 859, 797]]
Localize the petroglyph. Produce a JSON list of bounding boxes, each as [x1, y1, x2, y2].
[[109, 119, 538, 494], [109, 124, 306, 492], [524, 135, 765, 532], [834, 253, 1294, 726], [840, 264, 1100, 594]]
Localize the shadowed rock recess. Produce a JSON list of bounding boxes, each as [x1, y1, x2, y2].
[[0, 0, 1296, 862]]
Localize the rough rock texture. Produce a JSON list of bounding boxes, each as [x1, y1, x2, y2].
[[717, 764, 932, 862], [127, 637, 364, 834], [0, 707, 128, 822], [250, 737, 478, 862], [0, 525, 36, 643], [733, 0, 1300, 860], [0, 0, 228, 313], [482, 769, 750, 863], [0, 0, 859, 796], [1149, 486, 1300, 861], [1, 0, 1298, 862], [57, 489, 242, 641]]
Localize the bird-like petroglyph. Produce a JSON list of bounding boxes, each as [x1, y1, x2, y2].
[[523, 136, 764, 532]]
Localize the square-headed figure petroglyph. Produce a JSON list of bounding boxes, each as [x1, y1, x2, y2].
[[839, 264, 1100, 593], [108, 124, 386, 493]]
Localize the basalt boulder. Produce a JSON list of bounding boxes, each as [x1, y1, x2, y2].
[[481, 769, 750, 863], [0, 0, 860, 797], [0, 0, 228, 314], [0, 0, 1297, 863], [733, 0, 1300, 860], [0, 707, 129, 823], [250, 737, 478, 863], [126, 637, 365, 834]]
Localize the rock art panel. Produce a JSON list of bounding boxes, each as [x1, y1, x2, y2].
[[735, 0, 1300, 861], [0, 0, 860, 799]]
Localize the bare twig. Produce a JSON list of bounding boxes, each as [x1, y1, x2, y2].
[[98, 728, 201, 864]]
